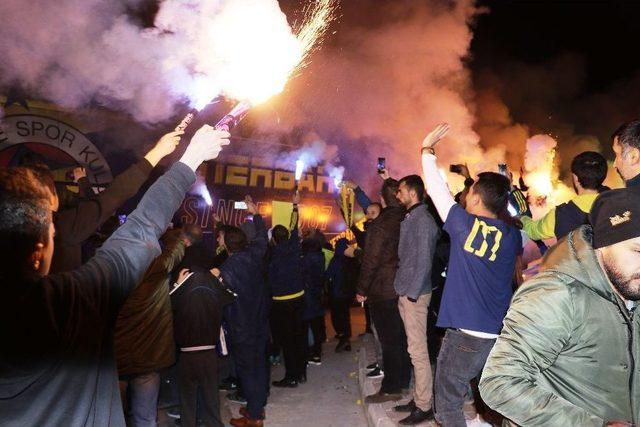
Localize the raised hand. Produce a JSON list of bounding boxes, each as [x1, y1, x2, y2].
[[245, 195, 257, 215], [378, 168, 391, 180], [180, 125, 230, 171], [145, 130, 185, 167], [342, 180, 358, 190], [422, 123, 450, 150], [177, 268, 191, 284], [72, 167, 87, 182]]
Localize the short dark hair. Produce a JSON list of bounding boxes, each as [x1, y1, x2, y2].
[[399, 175, 425, 201], [181, 223, 203, 245], [571, 151, 607, 190], [473, 172, 510, 215], [612, 120, 640, 150], [221, 225, 247, 253], [24, 162, 57, 197], [381, 178, 400, 207], [368, 202, 382, 211], [0, 167, 52, 272], [272, 224, 289, 244]]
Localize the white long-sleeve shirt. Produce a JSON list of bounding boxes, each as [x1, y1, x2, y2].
[[421, 152, 455, 223]]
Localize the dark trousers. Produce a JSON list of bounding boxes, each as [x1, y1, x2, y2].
[[270, 296, 307, 380], [306, 315, 326, 357], [232, 336, 269, 420], [178, 350, 223, 427], [434, 329, 495, 427], [364, 303, 373, 333], [370, 298, 411, 393], [330, 296, 352, 339]]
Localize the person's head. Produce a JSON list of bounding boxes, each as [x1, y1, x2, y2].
[[570, 151, 607, 193], [612, 120, 640, 181], [0, 167, 55, 276], [591, 189, 640, 300], [396, 175, 425, 208], [380, 178, 400, 208], [271, 224, 289, 245], [181, 223, 203, 247], [465, 172, 510, 218], [365, 202, 381, 220], [24, 162, 59, 212], [217, 225, 247, 254]]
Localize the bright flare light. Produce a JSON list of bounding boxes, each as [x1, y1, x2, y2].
[[295, 160, 305, 181], [189, 0, 336, 109]]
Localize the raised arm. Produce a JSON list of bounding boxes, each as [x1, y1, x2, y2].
[[71, 125, 230, 306], [245, 195, 268, 258], [421, 123, 455, 222], [55, 131, 184, 244]]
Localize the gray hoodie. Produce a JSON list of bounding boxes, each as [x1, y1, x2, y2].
[[393, 203, 439, 299]]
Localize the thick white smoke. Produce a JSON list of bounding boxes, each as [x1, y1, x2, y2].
[[0, 0, 305, 122]]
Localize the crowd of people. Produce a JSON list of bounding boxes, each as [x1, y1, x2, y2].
[[1, 119, 640, 427]]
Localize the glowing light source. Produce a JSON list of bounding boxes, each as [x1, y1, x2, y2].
[[295, 160, 305, 181]]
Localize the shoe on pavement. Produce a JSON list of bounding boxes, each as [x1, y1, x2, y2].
[[366, 362, 378, 371], [227, 391, 248, 405], [272, 377, 299, 388], [239, 407, 266, 420], [219, 377, 238, 391], [364, 390, 402, 404], [230, 416, 264, 427], [394, 399, 416, 413], [308, 356, 322, 365], [398, 408, 435, 425], [366, 367, 384, 378], [166, 408, 181, 419], [298, 373, 307, 384]]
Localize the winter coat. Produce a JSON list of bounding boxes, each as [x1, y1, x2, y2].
[[301, 240, 326, 320], [220, 215, 269, 343], [356, 205, 405, 302], [479, 225, 640, 426], [326, 239, 356, 300], [268, 227, 304, 298], [114, 230, 185, 376]]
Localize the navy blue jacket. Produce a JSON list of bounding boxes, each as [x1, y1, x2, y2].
[[301, 242, 326, 320], [326, 239, 356, 299], [268, 227, 304, 298], [220, 215, 269, 343]]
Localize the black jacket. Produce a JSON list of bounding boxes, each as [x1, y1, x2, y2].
[[356, 205, 405, 303], [220, 215, 269, 343], [172, 269, 235, 349], [51, 158, 153, 273], [0, 162, 195, 427]]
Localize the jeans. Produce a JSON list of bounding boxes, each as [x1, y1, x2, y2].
[[434, 329, 495, 427], [306, 315, 326, 358], [270, 296, 307, 380], [370, 298, 411, 393], [231, 336, 269, 420], [119, 371, 160, 427], [178, 350, 223, 427]]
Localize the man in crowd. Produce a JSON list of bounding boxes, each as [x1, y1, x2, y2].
[[171, 259, 237, 427], [269, 192, 307, 388], [357, 178, 412, 404], [114, 224, 202, 426], [520, 151, 607, 241], [26, 130, 183, 273], [0, 125, 230, 426], [212, 197, 269, 427], [421, 124, 522, 427], [393, 175, 439, 425], [613, 119, 640, 190], [480, 188, 640, 426]]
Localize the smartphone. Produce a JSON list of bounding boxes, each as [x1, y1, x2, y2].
[[449, 164, 462, 174], [377, 157, 386, 173], [498, 163, 508, 176], [234, 201, 247, 210]]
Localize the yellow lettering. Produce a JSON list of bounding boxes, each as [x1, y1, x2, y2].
[[274, 171, 295, 190], [316, 175, 335, 194], [298, 173, 316, 193], [226, 166, 248, 186], [249, 168, 273, 188], [463, 219, 503, 262]]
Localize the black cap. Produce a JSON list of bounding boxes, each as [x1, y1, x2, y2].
[[590, 188, 640, 249]]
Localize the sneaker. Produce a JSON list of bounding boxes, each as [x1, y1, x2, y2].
[[166, 407, 181, 419], [271, 377, 298, 388], [398, 408, 435, 425], [366, 367, 384, 378], [366, 362, 378, 371], [227, 391, 248, 405], [394, 399, 416, 413], [308, 356, 322, 365]]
